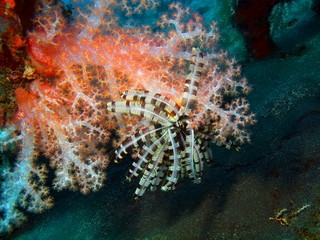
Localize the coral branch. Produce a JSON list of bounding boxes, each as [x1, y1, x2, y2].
[[0, 0, 255, 234], [0, 120, 52, 233]]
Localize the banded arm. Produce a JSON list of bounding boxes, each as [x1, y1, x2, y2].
[[180, 48, 205, 115], [122, 90, 182, 121], [134, 133, 169, 197], [114, 125, 166, 162], [161, 128, 181, 191]]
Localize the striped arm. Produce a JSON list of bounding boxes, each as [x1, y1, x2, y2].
[[115, 125, 165, 163], [192, 139, 204, 180], [122, 90, 182, 121], [127, 132, 168, 181], [134, 135, 169, 198], [180, 48, 205, 115], [179, 131, 190, 179], [196, 123, 220, 141], [184, 128, 197, 181], [150, 152, 169, 191], [199, 139, 213, 163], [179, 154, 188, 179], [161, 128, 181, 191], [107, 101, 171, 125], [182, 129, 204, 183]]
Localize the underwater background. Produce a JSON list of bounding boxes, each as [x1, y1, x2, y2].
[[1, 0, 320, 239]]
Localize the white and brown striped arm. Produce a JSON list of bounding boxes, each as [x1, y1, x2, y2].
[[107, 100, 171, 125], [198, 138, 213, 164], [122, 90, 182, 121], [114, 125, 165, 163], [161, 128, 181, 191], [184, 128, 197, 181], [150, 152, 169, 191], [134, 135, 169, 198], [126, 132, 168, 181], [180, 48, 205, 115]]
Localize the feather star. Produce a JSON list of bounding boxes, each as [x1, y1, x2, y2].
[[107, 48, 217, 198]]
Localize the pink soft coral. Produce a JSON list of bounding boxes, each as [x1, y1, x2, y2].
[[0, 0, 255, 234], [15, 80, 109, 193]]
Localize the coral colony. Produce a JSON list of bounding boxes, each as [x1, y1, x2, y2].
[[0, 0, 255, 234]]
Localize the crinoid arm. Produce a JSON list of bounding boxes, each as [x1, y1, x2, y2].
[[180, 48, 205, 115], [160, 128, 181, 191], [121, 90, 182, 120], [113, 124, 166, 163], [133, 132, 169, 198], [126, 129, 168, 181], [107, 100, 171, 125]]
